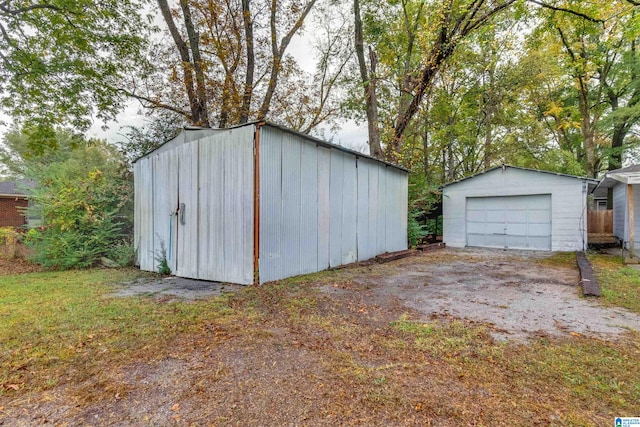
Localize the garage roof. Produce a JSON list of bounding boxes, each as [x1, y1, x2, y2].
[[442, 165, 599, 188], [596, 164, 640, 189]]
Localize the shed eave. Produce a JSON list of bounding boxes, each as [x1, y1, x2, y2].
[[132, 121, 410, 174], [259, 122, 410, 173]]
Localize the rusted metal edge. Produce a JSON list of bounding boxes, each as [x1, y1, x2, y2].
[[253, 122, 264, 285], [576, 251, 600, 297]]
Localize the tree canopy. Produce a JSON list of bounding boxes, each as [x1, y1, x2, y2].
[[1, 0, 640, 185], [0, 0, 152, 131]]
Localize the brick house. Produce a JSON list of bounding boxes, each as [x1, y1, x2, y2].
[[0, 180, 31, 228]]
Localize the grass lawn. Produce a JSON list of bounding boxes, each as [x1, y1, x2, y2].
[[0, 269, 235, 393], [1, 264, 639, 425], [590, 253, 640, 314]]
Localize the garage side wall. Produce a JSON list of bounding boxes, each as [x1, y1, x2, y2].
[[259, 127, 408, 283], [612, 183, 627, 243], [443, 168, 588, 251], [613, 183, 640, 250]]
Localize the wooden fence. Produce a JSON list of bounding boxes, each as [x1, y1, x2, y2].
[[587, 210, 613, 234]]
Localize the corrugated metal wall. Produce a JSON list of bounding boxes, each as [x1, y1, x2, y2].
[[134, 159, 155, 272], [134, 127, 254, 284], [176, 141, 199, 279], [136, 123, 407, 285], [196, 129, 254, 284], [152, 149, 179, 273], [259, 126, 408, 283]]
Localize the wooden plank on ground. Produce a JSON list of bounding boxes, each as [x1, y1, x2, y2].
[[416, 242, 446, 252], [576, 251, 601, 297], [375, 249, 416, 263]]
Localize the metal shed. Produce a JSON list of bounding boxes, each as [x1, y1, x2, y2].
[[134, 122, 408, 284], [442, 165, 598, 251]]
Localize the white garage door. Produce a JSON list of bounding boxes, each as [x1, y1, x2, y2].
[[466, 195, 552, 250]]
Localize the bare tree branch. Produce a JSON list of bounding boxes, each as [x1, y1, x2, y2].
[[527, 0, 605, 23], [120, 88, 191, 118]]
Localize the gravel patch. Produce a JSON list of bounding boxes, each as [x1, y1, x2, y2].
[[110, 276, 243, 301]]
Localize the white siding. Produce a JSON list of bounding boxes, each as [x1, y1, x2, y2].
[[613, 183, 640, 250], [613, 183, 627, 242], [443, 167, 588, 251], [259, 127, 408, 283]]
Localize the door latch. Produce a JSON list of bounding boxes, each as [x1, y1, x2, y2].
[[179, 203, 186, 225]]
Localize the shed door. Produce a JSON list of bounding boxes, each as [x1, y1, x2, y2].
[[175, 142, 199, 279], [466, 195, 551, 250]]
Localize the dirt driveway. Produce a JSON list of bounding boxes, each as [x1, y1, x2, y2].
[[321, 248, 640, 341]]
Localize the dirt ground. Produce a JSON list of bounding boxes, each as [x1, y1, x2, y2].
[[110, 248, 640, 340], [3, 248, 640, 426], [323, 248, 640, 341], [0, 256, 40, 276]]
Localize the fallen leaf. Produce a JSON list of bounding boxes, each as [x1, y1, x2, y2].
[[171, 403, 180, 412]]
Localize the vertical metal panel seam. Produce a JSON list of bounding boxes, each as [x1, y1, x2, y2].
[[196, 140, 200, 278], [254, 123, 262, 284], [355, 157, 359, 262], [151, 155, 156, 271], [299, 137, 303, 274]]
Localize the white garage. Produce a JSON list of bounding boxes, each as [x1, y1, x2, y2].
[[443, 166, 598, 251]]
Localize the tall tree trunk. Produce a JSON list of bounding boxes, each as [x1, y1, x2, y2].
[[392, 0, 517, 152], [446, 117, 455, 181], [179, 0, 209, 127], [483, 53, 496, 169], [423, 125, 430, 177], [354, 0, 382, 158], [240, 0, 254, 124], [157, 0, 201, 125], [393, 0, 425, 148], [577, 77, 599, 177]]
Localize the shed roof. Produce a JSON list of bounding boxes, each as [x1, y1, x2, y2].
[[0, 179, 35, 197], [134, 121, 409, 173], [442, 165, 599, 188], [597, 164, 640, 189]]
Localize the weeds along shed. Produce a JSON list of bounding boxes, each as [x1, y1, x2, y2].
[[134, 122, 409, 284]]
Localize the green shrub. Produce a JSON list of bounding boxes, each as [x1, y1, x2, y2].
[[110, 241, 137, 267], [155, 240, 171, 275], [24, 142, 133, 269], [408, 210, 428, 248]]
